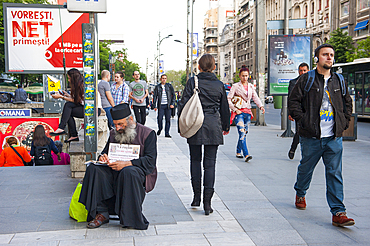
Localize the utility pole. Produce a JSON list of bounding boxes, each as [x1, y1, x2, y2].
[[186, 0, 190, 82], [255, 0, 266, 126], [190, 0, 195, 77]]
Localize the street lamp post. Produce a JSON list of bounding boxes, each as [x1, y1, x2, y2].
[[190, 0, 195, 77], [174, 39, 190, 82], [154, 53, 163, 84], [157, 32, 173, 83]]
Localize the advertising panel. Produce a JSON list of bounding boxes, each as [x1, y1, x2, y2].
[[268, 35, 312, 95], [0, 118, 59, 155], [3, 3, 89, 73], [192, 33, 199, 58]]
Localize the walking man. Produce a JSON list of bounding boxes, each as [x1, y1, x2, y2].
[[288, 63, 309, 159], [111, 71, 130, 106], [129, 71, 148, 125], [153, 74, 175, 137], [288, 44, 355, 227], [98, 70, 115, 129]]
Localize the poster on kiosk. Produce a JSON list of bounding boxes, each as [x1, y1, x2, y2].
[[3, 3, 89, 74]]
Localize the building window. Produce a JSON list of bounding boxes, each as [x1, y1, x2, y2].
[[318, 0, 321, 11], [341, 1, 349, 17], [326, 0, 329, 8], [357, 26, 368, 36], [304, 5, 308, 17], [358, 0, 370, 11], [311, 2, 314, 14]]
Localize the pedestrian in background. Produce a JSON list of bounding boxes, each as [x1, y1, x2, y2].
[[288, 63, 309, 160], [129, 71, 149, 125], [0, 136, 31, 167], [153, 74, 175, 137], [13, 84, 28, 103], [52, 141, 70, 165], [288, 43, 355, 227], [31, 125, 60, 165], [227, 65, 265, 162], [178, 54, 230, 215], [50, 68, 84, 143], [111, 71, 130, 106], [99, 70, 115, 129]]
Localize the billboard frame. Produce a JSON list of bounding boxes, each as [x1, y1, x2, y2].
[[267, 34, 313, 96], [3, 3, 85, 74]]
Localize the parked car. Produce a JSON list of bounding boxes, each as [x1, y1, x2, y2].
[[265, 96, 273, 104]]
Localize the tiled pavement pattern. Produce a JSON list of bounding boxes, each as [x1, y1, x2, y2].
[[0, 111, 368, 245]]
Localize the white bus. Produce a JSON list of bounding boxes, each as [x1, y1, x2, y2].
[[333, 58, 370, 118]]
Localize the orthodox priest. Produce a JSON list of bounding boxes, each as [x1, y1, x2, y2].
[[79, 103, 157, 230]]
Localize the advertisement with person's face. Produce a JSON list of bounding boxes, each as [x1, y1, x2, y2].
[[268, 35, 312, 95]]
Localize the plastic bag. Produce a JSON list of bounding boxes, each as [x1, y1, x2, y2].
[[69, 183, 88, 222]]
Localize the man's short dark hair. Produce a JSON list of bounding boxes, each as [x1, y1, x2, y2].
[[18, 85, 22, 89], [298, 63, 309, 70], [160, 74, 167, 79], [314, 43, 335, 58], [116, 71, 124, 78]]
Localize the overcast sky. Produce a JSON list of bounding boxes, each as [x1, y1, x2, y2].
[[97, 0, 231, 76]]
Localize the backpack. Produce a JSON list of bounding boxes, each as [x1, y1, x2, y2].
[[304, 70, 346, 96], [34, 145, 53, 165], [179, 76, 204, 138]]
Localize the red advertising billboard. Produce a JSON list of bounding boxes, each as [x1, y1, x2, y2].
[[0, 118, 60, 155], [3, 3, 89, 73]]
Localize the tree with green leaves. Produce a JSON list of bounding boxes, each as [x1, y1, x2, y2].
[[346, 37, 370, 62], [326, 28, 354, 63], [180, 73, 187, 87]]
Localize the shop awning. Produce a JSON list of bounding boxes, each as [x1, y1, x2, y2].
[[354, 20, 368, 31], [340, 26, 348, 29]]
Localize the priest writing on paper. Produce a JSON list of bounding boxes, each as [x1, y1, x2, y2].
[[79, 103, 157, 230]]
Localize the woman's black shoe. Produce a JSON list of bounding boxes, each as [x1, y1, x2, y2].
[[64, 137, 79, 143], [50, 131, 67, 136], [191, 195, 201, 207]]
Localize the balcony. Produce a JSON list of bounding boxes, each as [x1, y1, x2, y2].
[[205, 40, 218, 47], [204, 25, 217, 31], [205, 31, 217, 39]]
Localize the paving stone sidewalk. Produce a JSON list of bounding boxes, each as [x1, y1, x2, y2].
[[0, 111, 368, 245]]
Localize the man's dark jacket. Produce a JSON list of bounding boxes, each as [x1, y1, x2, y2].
[[153, 83, 175, 110], [288, 69, 352, 139]]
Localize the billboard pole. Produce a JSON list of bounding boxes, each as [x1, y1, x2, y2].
[[281, 0, 294, 137]]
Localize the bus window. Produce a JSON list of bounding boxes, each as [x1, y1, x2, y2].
[[355, 73, 363, 114], [365, 72, 370, 114]]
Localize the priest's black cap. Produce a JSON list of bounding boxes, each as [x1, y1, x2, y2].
[[110, 103, 131, 120]]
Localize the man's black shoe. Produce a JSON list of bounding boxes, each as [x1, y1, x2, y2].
[[157, 130, 161, 135], [165, 135, 172, 138], [288, 149, 295, 159]]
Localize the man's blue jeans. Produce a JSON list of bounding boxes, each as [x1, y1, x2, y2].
[[294, 136, 346, 215], [157, 104, 171, 135], [235, 113, 251, 157], [103, 107, 114, 129]]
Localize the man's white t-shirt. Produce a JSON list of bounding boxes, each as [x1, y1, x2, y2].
[[320, 77, 334, 137], [161, 84, 168, 105]]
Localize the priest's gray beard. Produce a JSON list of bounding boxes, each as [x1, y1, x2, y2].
[[114, 121, 137, 144]]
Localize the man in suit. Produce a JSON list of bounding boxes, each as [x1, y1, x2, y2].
[[153, 74, 175, 138]]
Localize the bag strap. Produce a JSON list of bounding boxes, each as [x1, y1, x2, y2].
[[10, 145, 26, 165], [304, 70, 316, 93], [194, 75, 199, 90]]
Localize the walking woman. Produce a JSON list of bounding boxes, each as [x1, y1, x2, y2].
[[178, 54, 230, 215], [227, 65, 265, 162], [31, 125, 60, 165], [50, 68, 85, 143]]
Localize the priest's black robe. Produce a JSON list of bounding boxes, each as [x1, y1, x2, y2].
[[79, 123, 157, 230]]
